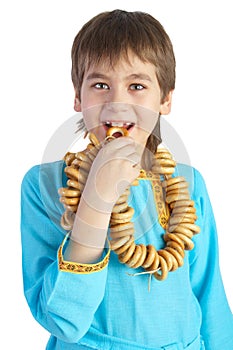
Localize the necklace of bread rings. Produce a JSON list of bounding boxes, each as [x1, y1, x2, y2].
[[58, 126, 200, 282]]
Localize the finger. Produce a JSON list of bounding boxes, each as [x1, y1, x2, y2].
[[104, 136, 135, 150], [100, 141, 136, 160], [127, 152, 141, 165]]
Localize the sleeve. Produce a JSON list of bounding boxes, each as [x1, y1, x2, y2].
[[20, 163, 109, 343], [189, 168, 233, 349]]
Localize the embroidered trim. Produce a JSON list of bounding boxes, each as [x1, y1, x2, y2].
[[58, 232, 110, 274], [137, 170, 169, 229]]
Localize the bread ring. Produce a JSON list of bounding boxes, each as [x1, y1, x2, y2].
[[110, 222, 134, 232], [165, 247, 184, 267], [110, 217, 133, 224], [86, 144, 101, 161], [112, 201, 129, 213], [119, 241, 136, 263], [179, 223, 201, 234], [116, 194, 128, 205], [110, 227, 134, 239], [166, 240, 185, 258], [60, 196, 80, 206], [155, 151, 173, 159], [160, 248, 179, 272], [106, 126, 129, 138], [86, 143, 99, 153], [64, 168, 85, 191], [168, 224, 194, 238], [170, 199, 194, 209], [168, 213, 197, 226], [111, 206, 134, 220], [152, 166, 175, 175], [166, 192, 190, 204], [168, 254, 179, 271], [63, 204, 78, 212], [75, 151, 92, 164], [175, 233, 194, 251], [162, 176, 186, 188], [156, 148, 171, 153], [163, 233, 185, 250], [110, 235, 131, 250], [146, 248, 160, 271], [154, 158, 176, 168], [158, 249, 174, 271], [89, 132, 100, 146], [171, 206, 196, 214], [60, 209, 76, 230], [166, 189, 190, 197], [63, 152, 76, 166], [64, 209, 75, 224], [142, 244, 157, 269], [58, 187, 80, 198], [115, 236, 134, 255], [72, 159, 92, 172], [64, 167, 80, 181], [153, 255, 168, 281], [166, 181, 189, 192], [66, 179, 81, 190], [127, 245, 142, 268], [60, 214, 73, 231], [132, 244, 147, 269], [119, 188, 131, 198]]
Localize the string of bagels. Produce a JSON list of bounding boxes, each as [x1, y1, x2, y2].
[[58, 126, 200, 281]]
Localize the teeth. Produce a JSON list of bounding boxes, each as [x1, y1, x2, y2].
[[111, 122, 124, 127], [104, 121, 134, 127]]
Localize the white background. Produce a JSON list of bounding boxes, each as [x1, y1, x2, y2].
[[1, 1, 232, 348]]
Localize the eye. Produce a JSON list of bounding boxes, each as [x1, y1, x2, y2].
[[129, 84, 145, 91], [94, 82, 109, 90]]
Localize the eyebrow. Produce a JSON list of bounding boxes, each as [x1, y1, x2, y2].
[[86, 73, 108, 80], [127, 73, 152, 82], [86, 72, 152, 82]]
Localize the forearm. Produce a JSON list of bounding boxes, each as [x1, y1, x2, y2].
[[64, 196, 111, 263]]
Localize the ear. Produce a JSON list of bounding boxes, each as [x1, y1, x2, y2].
[[74, 89, 81, 112], [159, 90, 173, 115]]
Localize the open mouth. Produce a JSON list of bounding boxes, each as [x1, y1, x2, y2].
[[103, 121, 135, 132]]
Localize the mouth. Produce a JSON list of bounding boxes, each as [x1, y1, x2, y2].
[[103, 121, 135, 133]]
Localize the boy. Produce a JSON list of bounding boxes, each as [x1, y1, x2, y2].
[[21, 10, 233, 350]]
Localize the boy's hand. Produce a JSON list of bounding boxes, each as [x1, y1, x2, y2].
[[82, 137, 141, 213]]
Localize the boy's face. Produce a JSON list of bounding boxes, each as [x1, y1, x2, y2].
[[74, 52, 172, 148]]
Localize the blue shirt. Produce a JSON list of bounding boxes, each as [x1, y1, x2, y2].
[[21, 161, 233, 349]]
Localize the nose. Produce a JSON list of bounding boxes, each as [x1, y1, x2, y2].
[[101, 87, 134, 122], [105, 102, 129, 113]]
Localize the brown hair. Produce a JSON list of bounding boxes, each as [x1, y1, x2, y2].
[[71, 10, 176, 169]]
